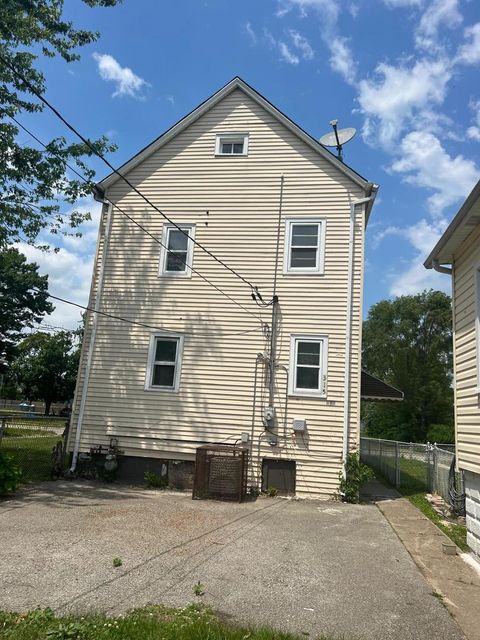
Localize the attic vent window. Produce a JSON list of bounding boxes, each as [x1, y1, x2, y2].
[[215, 133, 249, 156]]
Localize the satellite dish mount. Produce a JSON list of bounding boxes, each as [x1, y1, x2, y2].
[[319, 120, 356, 163]]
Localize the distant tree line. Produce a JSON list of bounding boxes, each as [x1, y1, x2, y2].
[[0, 247, 81, 415], [362, 290, 454, 444]]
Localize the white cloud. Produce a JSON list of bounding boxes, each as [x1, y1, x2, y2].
[[415, 0, 463, 50], [329, 37, 357, 85], [389, 258, 450, 296], [382, 0, 423, 6], [467, 126, 480, 142], [16, 199, 102, 330], [373, 218, 451, 296], [245, 22, 257, 44], [277, 0, 339, 22], [289, 30, 314, 59], [358, 58, 452, 149], [92, 53, 149, 98], [457, 23, 480, 65], [278, 41, 300, 64], [389, 130, 479, 214]]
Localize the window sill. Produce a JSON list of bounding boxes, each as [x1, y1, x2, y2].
[[214, 153, 248, 158], [158, 272, 192, 279], [283, 271, 325, 277], [288, 391, 327, 399], [144, 386, 180, 393]]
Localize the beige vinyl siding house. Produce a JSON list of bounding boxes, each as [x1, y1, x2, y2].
[[69, 78, 377, 498], [425, 179, 480, 557]]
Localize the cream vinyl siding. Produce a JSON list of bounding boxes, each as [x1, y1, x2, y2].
[[453, 222, 480, 475], [68, 88, 366, 498]]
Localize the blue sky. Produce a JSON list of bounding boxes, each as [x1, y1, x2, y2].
[[17, 0, 480, 329]]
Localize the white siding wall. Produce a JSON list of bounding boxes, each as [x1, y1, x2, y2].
[[69, 88, 366, 498], [453, 223, 480, 476]]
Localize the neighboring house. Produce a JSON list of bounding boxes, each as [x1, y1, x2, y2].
[[69, 77, 380, 498], [425, 179, 480, 558]]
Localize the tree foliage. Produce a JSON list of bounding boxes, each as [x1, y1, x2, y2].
[[0, 0, 119, 248], [8, 330, 79, 414], [362, 290, 454, 443], [0, 247, 53, 360]]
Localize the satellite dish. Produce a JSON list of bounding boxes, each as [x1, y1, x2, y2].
[[319, 120, 356, 162]]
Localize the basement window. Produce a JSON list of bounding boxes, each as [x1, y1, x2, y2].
[[289, 335, 328, 397], [159, 224, 195, 277], [215, 133, 249, 156], [284, 218, 326, 275], [146, 333, 184, 392]]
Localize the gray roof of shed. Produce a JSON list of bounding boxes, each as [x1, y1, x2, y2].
[[361, 371, 404, 401]]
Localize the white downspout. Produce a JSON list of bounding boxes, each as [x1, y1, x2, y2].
[[342, 193, 376, 477], [70, 201, 113, 471]]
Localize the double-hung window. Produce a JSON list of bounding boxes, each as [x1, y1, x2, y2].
[[159, 224, 195, 277], [284, 218, 326, 274], [289, 335, 328, 397], [215, 133, 249, 156], [146, 333, 184, 392]]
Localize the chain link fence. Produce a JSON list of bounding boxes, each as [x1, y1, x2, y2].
[[0, 414, 67, 483], [360, 437, 465, 512]]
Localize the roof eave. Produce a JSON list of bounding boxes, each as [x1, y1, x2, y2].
[[98, 76, 372, 193], [424, 178, 480, 269]]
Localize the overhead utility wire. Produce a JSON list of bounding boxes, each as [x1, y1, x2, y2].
[[2, 55, 258, 292], [32, 289, 264, 338], [11, 116, 263, 324]]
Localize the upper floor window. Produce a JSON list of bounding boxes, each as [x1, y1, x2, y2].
[[284, 218, 326, 275], [215, 133, 249, 156], [145, 333, 184, 392], [159, 224, 195, 277], [289, 334, 328, 397]]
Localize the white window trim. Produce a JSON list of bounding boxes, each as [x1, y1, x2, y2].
[[283, 217, 326, 275], [215, 132, 249, 156], [475, 263, 480, 394], [288, 334, 328, 398], [145, 332, 184, 392], [159, 223, 196, 278]]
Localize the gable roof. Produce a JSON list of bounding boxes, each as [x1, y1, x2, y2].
[[424, 179, 480, 268], [98, 76, 374, 196]]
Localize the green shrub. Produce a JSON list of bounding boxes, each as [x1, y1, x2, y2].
[[144, 470, 167, 489], [0, 450, 22, 495], [338, 452, 374, 503], [426, 423, 454, 444]]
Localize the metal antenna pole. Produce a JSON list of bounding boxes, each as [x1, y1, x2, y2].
[[269, 176, 285, 407]]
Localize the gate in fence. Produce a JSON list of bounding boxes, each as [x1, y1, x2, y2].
[[360, 437, 465, 514], [0, 414, 67, 483]]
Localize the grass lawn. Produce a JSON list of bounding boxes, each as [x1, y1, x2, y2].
[[368, 458, 468, 552], [407, 492, 468, 552], [1, 435, 60, 483], [0, 604, 336, 640]]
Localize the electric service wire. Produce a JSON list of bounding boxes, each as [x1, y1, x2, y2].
[[10, 116, 264, 324], [33, 289, 264, 339], [2, 55, 259, 293]]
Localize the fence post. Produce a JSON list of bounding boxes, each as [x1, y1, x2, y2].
[[426, 442, 432, 492], [432, 444, 437, 495], [0, 417, 5, 443], [395, 441, 400, 489]]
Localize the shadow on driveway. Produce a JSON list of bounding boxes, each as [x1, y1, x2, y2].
[[0, 480, 465, 640]]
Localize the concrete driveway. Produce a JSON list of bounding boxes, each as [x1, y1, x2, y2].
[[0, 481, 464, 640]]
